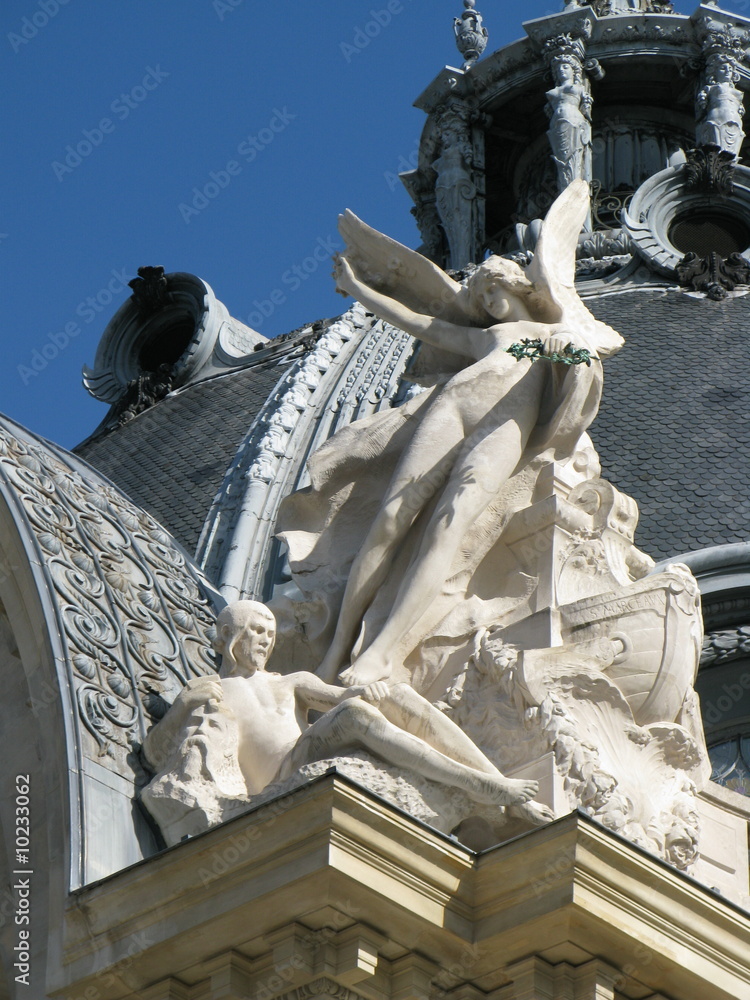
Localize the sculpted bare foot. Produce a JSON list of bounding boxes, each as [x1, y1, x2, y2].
[[509, 800, 555, 826], [339, 653, 392, 687], [474, 775, 539, 807]]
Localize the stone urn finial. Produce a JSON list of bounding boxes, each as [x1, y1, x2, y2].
[[454, 0, 488, 72]]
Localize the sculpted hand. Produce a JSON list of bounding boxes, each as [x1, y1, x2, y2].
[[544, 331, 575, 358], [180, 675, 224, 710], [332, 254, 358, 298], [350, 681, 390, 705], [545, 328, 598, 361]]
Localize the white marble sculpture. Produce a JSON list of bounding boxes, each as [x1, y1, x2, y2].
[[280, 180, 622, 689], [142, 182, 710, 868], [455, 557, 706, 851], [141, 601, 552, 847]]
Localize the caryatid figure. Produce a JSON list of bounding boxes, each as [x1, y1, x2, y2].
[[546, 52, 593, 190], [697, 52, 747, 158]]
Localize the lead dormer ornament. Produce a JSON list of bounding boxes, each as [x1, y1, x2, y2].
[[695, 19, 749, 159], [454, 0, 488, 72], [542, 32, 594, 227], [128, 265, 169, 314]]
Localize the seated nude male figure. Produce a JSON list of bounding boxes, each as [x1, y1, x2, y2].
[[151, 601, 550, 822]]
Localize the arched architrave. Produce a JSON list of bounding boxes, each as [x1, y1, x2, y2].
[[0, 412, 224, 992], [0, 492, 80, 997]]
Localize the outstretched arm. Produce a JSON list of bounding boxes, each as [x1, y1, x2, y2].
[[292, 674, 390, 716], [292, 673, 357, 714], [334, 255, 488, 360]]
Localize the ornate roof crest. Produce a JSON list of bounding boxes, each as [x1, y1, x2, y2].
[[454, 0, 488, 71]]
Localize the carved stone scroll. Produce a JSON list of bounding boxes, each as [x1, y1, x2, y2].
[[676, 250, 750, 299]]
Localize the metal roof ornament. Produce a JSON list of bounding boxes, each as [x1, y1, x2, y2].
[[454, 0, 488, 72], [128, 265, 169, 314]]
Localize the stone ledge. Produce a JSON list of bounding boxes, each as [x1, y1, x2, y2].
[[52, 774, 750, 1000]]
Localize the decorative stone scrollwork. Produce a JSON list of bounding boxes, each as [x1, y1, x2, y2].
[[578, 228, 632, 260], [624, 164, 750, 281], [0, 418, 221, 767], [565, 0, 674, 11], [445, 621, 704, 870], [293, 980, 365, 1000], [676, 251, 750, 300], [407, 172, 445, 263], [114, 364, 175, 426]]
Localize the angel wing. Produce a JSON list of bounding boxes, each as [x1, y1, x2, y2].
[[527, 179, 624, 359], [338, 211, 495, 382]]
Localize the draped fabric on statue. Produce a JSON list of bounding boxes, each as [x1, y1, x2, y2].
[[277, 351, 603, 690]]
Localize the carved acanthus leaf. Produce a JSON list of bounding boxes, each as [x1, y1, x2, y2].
[[684, 145, 737, 195]]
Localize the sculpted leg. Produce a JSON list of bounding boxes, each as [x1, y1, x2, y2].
[[316, 405, 465, 684], [379, 683, 498, 774], [284, 699, 538, 807], [341, 419, 531, 687], [314, 518, 403, 683]]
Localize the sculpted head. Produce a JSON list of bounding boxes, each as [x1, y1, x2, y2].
[[709, 53, 739, 85], [214, 601, 277, 676], [552, 54, 581, 85], [468, 257, 537, 321]]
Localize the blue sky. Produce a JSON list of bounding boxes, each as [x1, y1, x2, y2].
[[2, 0, 693, 449]]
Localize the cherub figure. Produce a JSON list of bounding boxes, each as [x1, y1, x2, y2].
[[142, 601, 551, 837], [281, 182, 623, 690]]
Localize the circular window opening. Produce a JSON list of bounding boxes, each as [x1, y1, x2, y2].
[[138, 316, 196, 373], [670, 210, 750, 258]]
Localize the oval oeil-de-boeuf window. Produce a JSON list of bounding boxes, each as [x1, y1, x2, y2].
[[670, 210, 750, 258]]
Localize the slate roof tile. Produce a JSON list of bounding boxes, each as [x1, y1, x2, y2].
[[591, 288, 750, 560], [74, 358, 295, 555]]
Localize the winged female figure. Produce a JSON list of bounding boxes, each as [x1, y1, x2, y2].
[[278, 181, 624, 689]]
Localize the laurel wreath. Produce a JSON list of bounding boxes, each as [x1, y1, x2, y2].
[[506, 339, 593, 366]]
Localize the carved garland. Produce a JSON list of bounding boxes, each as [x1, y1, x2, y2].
[[701, 625, 750, 668]]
